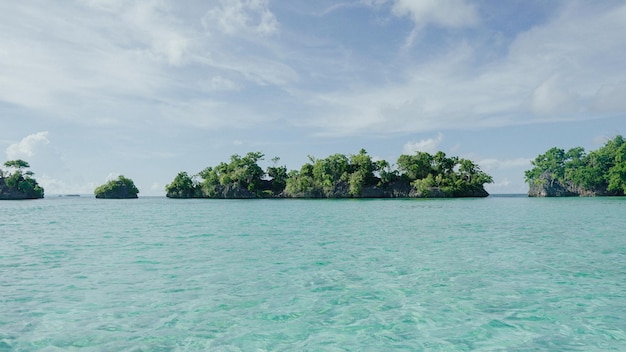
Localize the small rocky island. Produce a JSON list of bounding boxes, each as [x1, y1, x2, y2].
[[0, 160, 44, 200], [525, 135, 626, 197], [94, 175, 139, 199], [166, 149, 493, 199]]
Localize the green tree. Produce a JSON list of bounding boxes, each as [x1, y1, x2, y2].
[[1, 159, 44, 199], [267, 157, 288, 193], [167, 149, 492, 199], [607, 140, 626, 193], [375, 159, 397, 186], [4, 159, 30, 171], [433, 151, 457, 176], [348, 149, 379, 194], [94, 175, 139, 199], [458, 159, 493, 187], [524, 147, 566, 185], [397, 152, 433, 181], [228, 152, 265, 192], [348, 170, 366, 196], [349, 149, 377, 177], [398, 151, 492, 197], [284, 163, 317, 196], [413, 174, 435, 197], [165, 172, 198, 198], [284, 168, 316, 196], [307, 153, 350, 195], [525, 135, 626, 195]]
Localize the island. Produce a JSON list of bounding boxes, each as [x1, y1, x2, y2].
[[0, 160, 44, 200], [94, 175, 140, 199], [525, 135, 626, 197], [166, 149, 493, 199]]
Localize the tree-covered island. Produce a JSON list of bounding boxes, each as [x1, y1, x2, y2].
[[0, 160, 45, 200], [94, 175, 140, 199], [525, 135, 626, 196], [166, 149, 493, 199]]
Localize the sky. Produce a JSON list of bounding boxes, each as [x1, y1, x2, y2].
[[1, 0, 625, 196]]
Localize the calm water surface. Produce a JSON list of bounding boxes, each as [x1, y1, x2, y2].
[[1, 196, 625, 351]]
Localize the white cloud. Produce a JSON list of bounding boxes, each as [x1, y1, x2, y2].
[[106, 173, 121, 182], [128, 2, 192, 66], [592, 83, 626, 113], [80, 0, 126, 12], [303, 2, 626, 136], [6, 132, 50, 160], [477, 158, 532, 172], [80, 0, 192, 65], [0, 2, 174, 120], [203, 76, 241, 92], [321, 2, 363, 16], [1, 1, 624, 199], [478, 157, 534, 194], [0, 1, 296, 133], [202, 0, 278, 36], [530, 75, 579, 116], [161, 98, 275, 130], [370, 0, 478, 47], [390, 0, 478, 28], [493, 178, 512, 187], [403, 133, 443, 154]]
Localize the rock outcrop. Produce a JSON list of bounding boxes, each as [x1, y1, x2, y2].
[[212, 184, 259, 199], [190, 180, 490, 199], [0, 185, 40, 200], [0, 176, 44, 200], [527, 172, 614, 197]]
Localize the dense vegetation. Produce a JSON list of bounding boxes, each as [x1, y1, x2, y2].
[[0, 160, 44, 199], [166, 152, 286, 198], [166, 149, 493, 199], [525, 135, 626, 196], [94, 175, 140, 199]]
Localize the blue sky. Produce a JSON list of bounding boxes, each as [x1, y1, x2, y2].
[[1, 0, 624, 195]]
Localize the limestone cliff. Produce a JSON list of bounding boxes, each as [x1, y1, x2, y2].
[[527, 172, 614, 197], [179, 180, 489, 199]]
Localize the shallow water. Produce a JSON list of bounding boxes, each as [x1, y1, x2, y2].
[[1, 196, 625, 350]]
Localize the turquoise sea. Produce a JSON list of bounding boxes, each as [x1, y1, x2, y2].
[[1, 196, 625, 351]]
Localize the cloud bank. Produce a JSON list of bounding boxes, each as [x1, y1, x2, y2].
[[1, 1, 624, 137], [1, 1, 624, 195]]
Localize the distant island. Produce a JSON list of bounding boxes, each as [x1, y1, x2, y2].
[[94, 175, 139, 199], [166, 149, 493, 199], [525, 135, 626, 197], [0, 160, 44, 200]]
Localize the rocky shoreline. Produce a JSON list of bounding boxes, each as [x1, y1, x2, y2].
[[0, 180, 44, 200], [168, 180, 489, 199], [528, 172, 616, 197]]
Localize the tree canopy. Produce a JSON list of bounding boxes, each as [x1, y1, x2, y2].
[[0, 159, 44, 199], [525, 135, 626, 195], [397, 151, 493, 197], [4, 159, 30, 170], [165, 152, 283, 198], [165, 172, 200, 198], [94, 175, 140, 199], [166, 149, 493, 199]]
